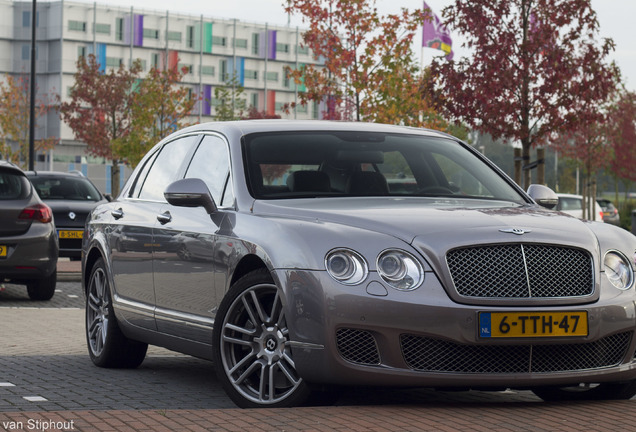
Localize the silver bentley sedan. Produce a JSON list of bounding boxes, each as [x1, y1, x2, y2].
[[81, 120, 636, 408]]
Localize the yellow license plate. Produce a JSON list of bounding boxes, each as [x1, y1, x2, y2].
[[0, 245, 6, 257], [59, 230, 83, 239], [479, 311, 588, 338]]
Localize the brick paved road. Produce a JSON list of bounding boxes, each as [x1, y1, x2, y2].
[[2, 281, 636, 431]]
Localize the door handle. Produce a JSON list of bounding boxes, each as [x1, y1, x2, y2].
[[111, 208, 124, 219], [157, 211, 172, 225]]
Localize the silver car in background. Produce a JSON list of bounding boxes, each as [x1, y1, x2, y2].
[[82, 121, 636, 408]]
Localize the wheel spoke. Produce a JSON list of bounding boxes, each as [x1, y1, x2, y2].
[[277, 358, 300, 385], [222, 334, 254, 347], [224, 322, 256, 337], [228, 352, 258, 376], [233, 360, 261, 386], [241, 294, 261, 328], [249, 289, 269, 325]]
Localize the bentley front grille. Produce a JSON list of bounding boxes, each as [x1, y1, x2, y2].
[[446, 244, 594, 298], [400, 332, 631, 373], [336, 328, 381, 366]]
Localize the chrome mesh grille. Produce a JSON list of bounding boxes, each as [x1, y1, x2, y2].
[[336, 328, 380, 365], [446, 244, 593, 298], [400, 332, 631, 373]]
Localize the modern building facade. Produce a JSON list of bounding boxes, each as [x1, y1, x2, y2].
[[0, 0, 323, 191]]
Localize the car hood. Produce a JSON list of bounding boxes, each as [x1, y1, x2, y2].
[[252, 197, 600, 251]]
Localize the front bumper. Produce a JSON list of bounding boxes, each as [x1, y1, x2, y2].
[[274, 269, 636, 389]]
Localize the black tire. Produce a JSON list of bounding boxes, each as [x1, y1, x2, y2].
[[85, 258, 148, 368], [212, 268, 311, 408], [27, 270, 57, 301], [532, 380, 636, 401]]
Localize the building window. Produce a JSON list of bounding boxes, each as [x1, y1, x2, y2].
[[151, 53, 160, 68], [212, 36, 227, 47], [94, 23, 111, 34], [68, 20, 87, 32], [244, 70, 258, 80], [296, 104, 308, 113], [312, 101, 319, 119], [201, 65, 215, 76], [143, 29, 160, 40], [276, 43, 289, 53], [252, 33, 259, 55], [77, 46, 87, 58], [22, 11, 39, 27], [250, 93, 258, 109], [167, 31, 182, 42], [21, 45, 30, 60], [275, 102, 285, 111], [220, 59, 228, 81], [234, 38, 248, 49], [179, 63, 194, 74], [186, 26, 195, 48], [138, 59, 147, 71], [116, 18, 124, 41], [266, 71, 279, 82], [106, 57, 123, 68], [296, 45, 310, 55]]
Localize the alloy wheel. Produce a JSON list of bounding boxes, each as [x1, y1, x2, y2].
[[219, 283, 302, 405]]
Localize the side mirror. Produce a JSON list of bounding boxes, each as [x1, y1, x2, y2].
[[164, 178, 218, 214], [527, 184, 559, 210]]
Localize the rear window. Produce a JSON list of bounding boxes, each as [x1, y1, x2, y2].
[[30, 176, 102, 201], [0, 171, 30, 200]]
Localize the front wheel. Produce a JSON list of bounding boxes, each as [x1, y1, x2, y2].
[[212, 268, 311, 408], [86, 258, 148, 368], [532, 380, 636, 401]]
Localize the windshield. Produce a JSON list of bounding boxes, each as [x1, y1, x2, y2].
[[243, 131, 526, 203], [30, 176, 102, 201]]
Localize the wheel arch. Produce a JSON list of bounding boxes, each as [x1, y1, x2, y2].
[[230, 254, 270, 287]]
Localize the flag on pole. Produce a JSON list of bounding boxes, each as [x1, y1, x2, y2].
[[422, 1, 453, 60]]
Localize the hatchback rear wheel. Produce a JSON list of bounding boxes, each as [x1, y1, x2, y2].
[[86, 258, 148, 368], [212, 268, 311, 408], [26, 270, 57, 301]]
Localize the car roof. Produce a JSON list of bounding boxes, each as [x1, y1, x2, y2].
[[172, 119, 454, 140], [0, 160, 26, 175], [25, 170, 86, 179]]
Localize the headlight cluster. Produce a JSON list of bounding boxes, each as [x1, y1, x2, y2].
[[325, 248, 424, 290], [604, 251, 634, 290]]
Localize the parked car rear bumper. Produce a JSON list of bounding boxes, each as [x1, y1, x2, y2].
[[0, 224, 58, 281]]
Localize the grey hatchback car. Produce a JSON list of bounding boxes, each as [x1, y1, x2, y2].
[[0, 160, 58, 300], [82, 121, 636, 408]]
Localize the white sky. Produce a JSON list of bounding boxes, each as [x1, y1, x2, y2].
[[69, 0, 636, 92]]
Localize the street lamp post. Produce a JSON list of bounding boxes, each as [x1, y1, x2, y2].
[[28, 0, 37, 170]]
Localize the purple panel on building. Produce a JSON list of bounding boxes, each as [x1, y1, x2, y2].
[[269, 30, 277, 60], [203, 85, 212, 116], [134, 14, 144, 47]]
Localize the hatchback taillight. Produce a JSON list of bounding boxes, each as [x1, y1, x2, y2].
[[19, 204, 53, 223]]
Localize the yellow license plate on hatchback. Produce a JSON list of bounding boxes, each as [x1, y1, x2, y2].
[[59, 230, 83, 239], [479, 311, 588, 338], [0, 245, 6, 257]]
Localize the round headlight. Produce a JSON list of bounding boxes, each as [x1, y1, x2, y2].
[[377, 249, 424, 290], [604, 251, 634, 290], [325, 249, 368, 285]]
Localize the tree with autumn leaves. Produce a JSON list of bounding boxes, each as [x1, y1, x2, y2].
[[285, 0, 445, 129], [114, 66, 197, 168], [60, 55, 196, 196], [0, 75, 57, 167], [431, 0, 618, 189]]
